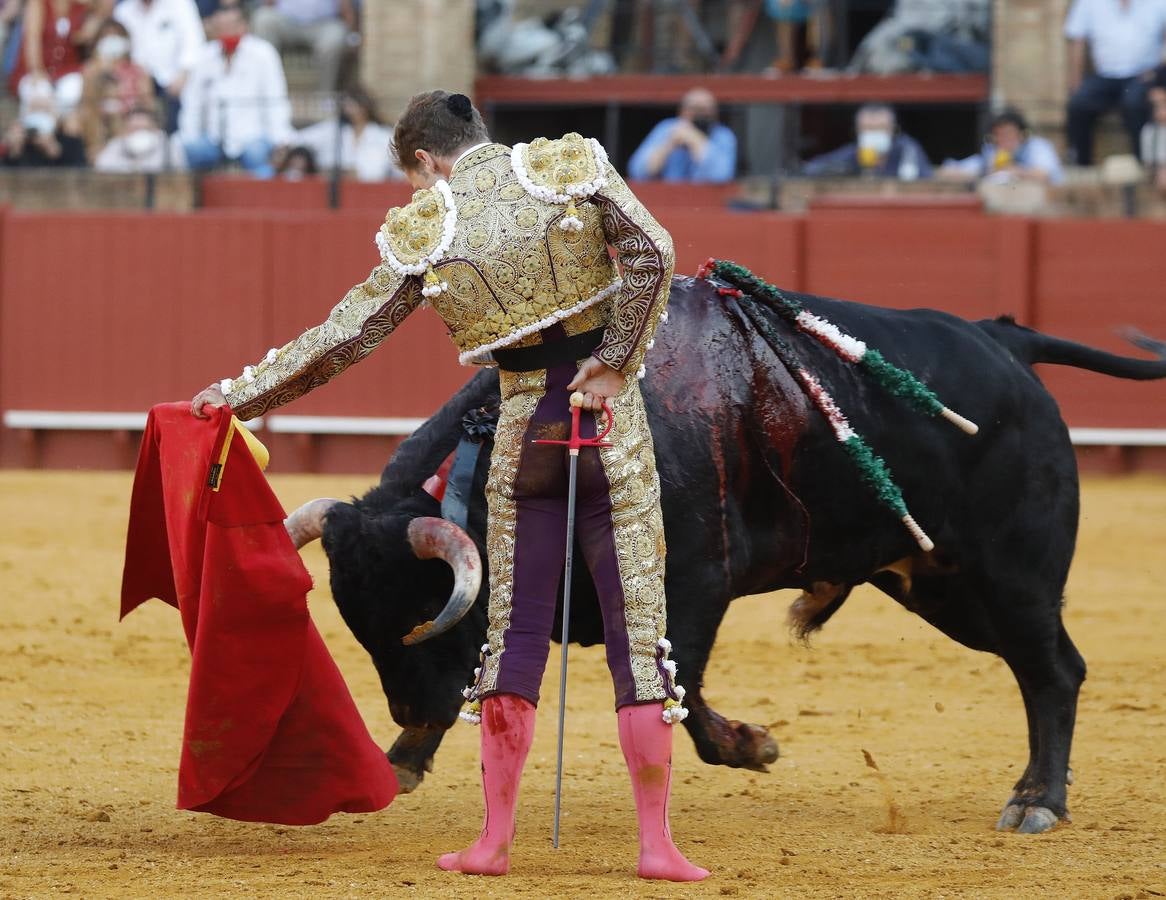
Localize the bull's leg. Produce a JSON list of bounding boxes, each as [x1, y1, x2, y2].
[[879, 570, 1082, 834], [994, 624, 1085, 833], [665, 585, 779, 771], [387, 727, 447, 793]]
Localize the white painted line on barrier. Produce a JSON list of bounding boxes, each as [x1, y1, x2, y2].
[[1068, 428, 1166, 446], [1, 411, 266, 430], [264, 415, 424, 435]]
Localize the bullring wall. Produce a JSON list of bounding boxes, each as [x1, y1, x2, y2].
[[2, 203, 1164, 473]]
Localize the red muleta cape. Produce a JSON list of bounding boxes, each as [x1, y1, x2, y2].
[[120, 402, 397, 825]]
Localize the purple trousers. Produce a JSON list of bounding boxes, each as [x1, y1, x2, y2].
[[470, 348, 678, 710]]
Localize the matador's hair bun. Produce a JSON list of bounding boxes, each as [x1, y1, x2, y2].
[[446, 93, 474, 122]]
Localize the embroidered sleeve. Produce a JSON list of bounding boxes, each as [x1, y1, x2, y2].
[[590, 163, 675, 377], [221, 264, 422, 421]]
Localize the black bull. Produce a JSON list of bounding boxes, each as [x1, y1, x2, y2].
[[315, 275, 1166, 834]]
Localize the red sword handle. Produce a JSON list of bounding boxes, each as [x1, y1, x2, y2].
[[533, 391, 614, 452]]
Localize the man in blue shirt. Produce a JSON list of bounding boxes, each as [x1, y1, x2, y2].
[[937, 108, 1065, 186], [627, 88, 737, 183], [801, 104, 932, 179]]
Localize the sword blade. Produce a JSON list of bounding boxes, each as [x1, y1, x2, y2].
[[552, 451, 579, 849]]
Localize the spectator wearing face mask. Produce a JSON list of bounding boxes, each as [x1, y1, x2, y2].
[[113, 0, 206, 133], [627, 88, 737, 183], [938, 108, 1065, 186], [7, 0, 98, 112], [95, 105, 187, 172], [1, 87, 85, 166], [78, 19, 154, 160], [287, 86, 401, 181], [178, 4, 292, 179], [802, 104, 933, 180]]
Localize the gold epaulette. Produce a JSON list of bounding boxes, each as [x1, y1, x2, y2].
[[510, 133, 610, 230], [374, 180, 458, 297]]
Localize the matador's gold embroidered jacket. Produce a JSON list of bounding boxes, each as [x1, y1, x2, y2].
[[221, 135, 675, 421]]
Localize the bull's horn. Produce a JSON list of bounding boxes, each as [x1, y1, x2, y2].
[[284, 498, 340, 549], [401, 517, 482, 646]]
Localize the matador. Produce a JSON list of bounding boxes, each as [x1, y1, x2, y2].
[[191, 90, 708, 882]]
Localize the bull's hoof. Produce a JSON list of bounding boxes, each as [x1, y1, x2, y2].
[[392, 764, 425, 794], [727, 720, 780, 771], [995, 800, 1065, 834]]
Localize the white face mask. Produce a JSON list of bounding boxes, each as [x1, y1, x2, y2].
[[125, 129, 160, 156], [96, 34, 131, 61], [858, 129, 893, 155]]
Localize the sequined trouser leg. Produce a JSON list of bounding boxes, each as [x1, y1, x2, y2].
[[473, 354, 679, 710]]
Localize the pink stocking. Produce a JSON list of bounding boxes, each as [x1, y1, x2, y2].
[[437, 693, 536, 876], [618, 703, 710, 882]]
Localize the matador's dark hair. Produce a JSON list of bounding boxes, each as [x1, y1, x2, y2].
[[392, 90, 490, 171]]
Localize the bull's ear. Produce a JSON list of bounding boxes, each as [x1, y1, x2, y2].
[[400, 517, 482, 645], [285, 498, 340, 548]]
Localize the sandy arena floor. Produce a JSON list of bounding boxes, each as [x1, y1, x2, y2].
[[1, 471, 1164, 899]]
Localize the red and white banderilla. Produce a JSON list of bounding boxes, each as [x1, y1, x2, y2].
[[533, 390, 614, 849]]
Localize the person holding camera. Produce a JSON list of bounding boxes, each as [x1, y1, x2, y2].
[[1, 82, 84, 166], [627, 87, 737, 183]]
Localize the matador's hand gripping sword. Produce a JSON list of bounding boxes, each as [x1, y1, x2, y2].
[[534, 390, 614, 849]]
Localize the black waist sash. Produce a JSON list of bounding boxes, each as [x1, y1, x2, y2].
[[491, 327, 605, 373]]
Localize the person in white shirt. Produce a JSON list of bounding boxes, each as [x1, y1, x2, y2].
[[251, 0, 354, 92], [179, 4, 292, 178], [113, 0, 205, 132], [1065, 0, 1166, 164], [95, 105, 188, 172], [938, 108, 1066, 186], [288, 86, 401, 181]]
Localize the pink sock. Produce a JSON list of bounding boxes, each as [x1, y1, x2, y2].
[[618, 703, 710, 882], [437, 694, 535, 876]]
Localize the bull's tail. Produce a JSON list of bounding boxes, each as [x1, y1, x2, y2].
[[980, 316, 1166, 381]]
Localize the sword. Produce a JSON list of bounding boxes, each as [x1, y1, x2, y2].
[[534, 390, 614, 848]]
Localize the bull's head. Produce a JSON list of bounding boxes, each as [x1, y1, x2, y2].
[[284, 495, 487, 790]]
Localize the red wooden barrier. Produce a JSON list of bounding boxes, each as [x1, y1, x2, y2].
[[1031, 219, 1166, 428], [802, 213, 1031, 322], [658, 210, 804, 286], [200, 176, 332, 210], [474, 73, 991, 105], [3, 206, 1166, 472], [261, 213, 469, 418]]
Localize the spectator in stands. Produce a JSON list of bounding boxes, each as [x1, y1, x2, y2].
[[938, 108, 1065, 186], [78, 19, 154, 160], [289, 85, 400, 181], [251, 0, 354, 92], [0, 0, 23, 79], [95, 104, 187, 171], [1065, 0, 1166, 165], [179, 4, 292, 178], [113, 0, 205, 133], [627, 87, 737, 183], [802, 104, 932, 179], [1141, 68, 1166, 192], [1, 82, 84, 165], [274, 143, 315, 179], [7, 0, 98, 112]]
